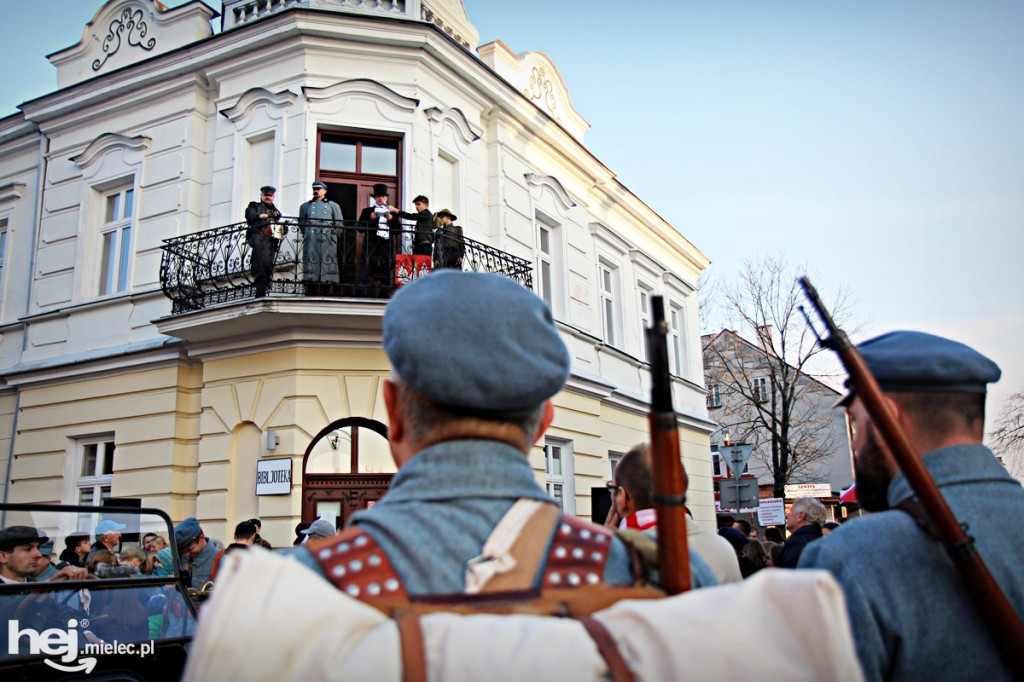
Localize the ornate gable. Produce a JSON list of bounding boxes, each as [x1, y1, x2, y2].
[[477, 41, 589, 142], [47, 0, 217, 89]]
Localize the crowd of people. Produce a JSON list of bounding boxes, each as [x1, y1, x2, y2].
[[245, 182, 465, 297]]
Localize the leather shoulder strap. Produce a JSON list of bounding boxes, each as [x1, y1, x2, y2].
[[541, 515, 614, 590], [894, 497, 942, 542], [307, 527, 408, 605]]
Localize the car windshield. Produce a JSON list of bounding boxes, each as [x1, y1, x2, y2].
[[0, 504, 197, 664]]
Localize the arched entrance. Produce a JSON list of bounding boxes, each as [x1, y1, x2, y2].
[[301, 417, 395, 528]]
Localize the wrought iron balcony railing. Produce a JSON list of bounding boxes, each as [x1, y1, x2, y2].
[[159, 217, 534, 314]]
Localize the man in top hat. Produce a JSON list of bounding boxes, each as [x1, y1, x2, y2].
[[356, 184, 401, 294], [433, 208, 464, 269], [0, 526, 88, 583], [298, 180, 343, 293], [798, 331, 1024, 682], [244, 185, 283, 297], [86, 518, 126, 563], [175, 517, 222, 589], [292, 271, 715, 596]]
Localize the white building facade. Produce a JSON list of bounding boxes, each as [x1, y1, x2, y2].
[[0, 0, 714, 545]]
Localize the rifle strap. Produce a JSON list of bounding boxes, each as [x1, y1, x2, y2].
[[893, 498, 942, 542], [581, 617, 636, 682]]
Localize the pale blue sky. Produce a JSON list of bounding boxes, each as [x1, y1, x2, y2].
[[2, 0, 1022, 426]]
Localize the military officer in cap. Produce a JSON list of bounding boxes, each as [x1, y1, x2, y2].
[[298, 180, 343, 293], [799, 331, 1024, 682], [245, 185, 283, 297], [292, 271, 715, 596], [356, 184, 401, 295]]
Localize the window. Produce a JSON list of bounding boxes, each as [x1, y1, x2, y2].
[[754, 377, 770, 403], [669, 304, 686, 377], [536, 220, 554, 307], [78, 438, 115, 507], [599, 262, 620, 346], [638, 286, 652, 360], [0, 218, 7, 291], [707, 384, 722, 408], [608, 450, 624, 479], [711, 445, 723, 477], [99, 185, 134, 295], [544, 439, 575, 514]]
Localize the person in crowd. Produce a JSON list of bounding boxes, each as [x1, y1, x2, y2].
[[799, 331, 1024, 681], [210, 520, 259, 581], [291, 271, 714, 596], [59, 533, 91, 567], [87, 549, 118, 576], [608, 443, 739, 584], [33, 540, 60, 580], [248, 518, 272, 549], [717, 525, 758, 578], [293, 521, 311, 546], [764, 526, 784, 543], [174, 517, 222, 589], [299, 180, 343, 292], [822, 521, 840, 536], [733, 518, 752, 537], [86, 519, 125, 563], [740, 537, 767, 574], [777, 498, 825, 568], [356, 184, 401, 293], [0, 527, 87, 583], [119, 543, 154, 574], [244, 185, 282, 297], [433, 208, 464, 269], [762, 541, 782, 567], [299, 519, 336, 543], [390, 194, 434, 256]]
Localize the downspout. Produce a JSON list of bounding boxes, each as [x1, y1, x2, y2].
[[2, 130, 48, 519]]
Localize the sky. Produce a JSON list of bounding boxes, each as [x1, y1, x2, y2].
[[1, 0, 1022, 436]]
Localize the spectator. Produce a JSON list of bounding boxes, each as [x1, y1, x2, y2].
[[822, 521, 840, 536], [59, 533, 91, 568], [777, 498, 825, 568], [86, 519, 126, 563]]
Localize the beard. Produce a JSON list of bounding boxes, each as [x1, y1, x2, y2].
[[854, 427, 894, 513]]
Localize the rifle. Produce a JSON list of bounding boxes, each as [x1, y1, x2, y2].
[[645, 296, 691, 594], [799, 276, 1024, 676]]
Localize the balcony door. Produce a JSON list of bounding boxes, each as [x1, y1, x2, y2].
[[316, 131, 401, 221]]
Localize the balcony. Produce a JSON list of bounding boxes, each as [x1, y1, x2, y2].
[[159, 218, 533, 315]]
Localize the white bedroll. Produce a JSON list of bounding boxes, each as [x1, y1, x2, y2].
[[184, 547, 864, 682]]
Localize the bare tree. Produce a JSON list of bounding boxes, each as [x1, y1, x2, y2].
[[703, 256, 855, 498], [989, 388, 1024, 480]]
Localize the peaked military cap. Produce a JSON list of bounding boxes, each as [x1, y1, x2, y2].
[[311, 181, 327, 190], [174, 517, 203, 548], [260, 185, 276, 193], [383, 271, 570, 415], [837, 330, 1001, 406]]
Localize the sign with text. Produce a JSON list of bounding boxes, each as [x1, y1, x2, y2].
[[757, 497, 786, 526], [256, 458, 292, 495], [784, 483, 831, 498]]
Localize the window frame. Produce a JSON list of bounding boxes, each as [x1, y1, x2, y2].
[[76, 436, 115, 512], [668, 302, 686, 378], [754, 377, 770, 403], [0, 217, 7, 295], [544, 438, 575, 514], [598, 260, 621, 347], [707, 384, 722, 408], [98, 184, 135, 296]]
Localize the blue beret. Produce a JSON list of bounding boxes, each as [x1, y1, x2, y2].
[[174, 517, 203, 548], [839, 331, 1000, 405], [384, 271, 570, 414]]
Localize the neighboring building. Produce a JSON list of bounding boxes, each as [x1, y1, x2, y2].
[[702, 329, 854, 520], [0, 0, 715, 545]]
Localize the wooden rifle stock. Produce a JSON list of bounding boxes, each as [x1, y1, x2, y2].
[[799, 277, 1024, 677], [646, 296, 691, 595]]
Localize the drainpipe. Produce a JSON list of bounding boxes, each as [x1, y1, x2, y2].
[[2, 130, 49, 519]]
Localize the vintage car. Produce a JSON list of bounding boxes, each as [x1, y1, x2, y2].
[[0, 503, 197, 681]]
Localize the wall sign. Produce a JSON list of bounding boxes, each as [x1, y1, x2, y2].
[[256, 458, 292, 495]]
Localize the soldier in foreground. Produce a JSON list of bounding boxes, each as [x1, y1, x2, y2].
[[799, 331, 1024, 681], [293, 270, 714, 595]]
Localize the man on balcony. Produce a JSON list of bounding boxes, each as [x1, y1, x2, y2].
[[245, 185, 282, 298], [356, 184, 401, 295], [299, 180, 342, 294], [433, 208, 464, 269]]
